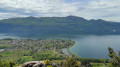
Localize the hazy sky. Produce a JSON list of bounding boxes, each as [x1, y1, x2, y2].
[[0, 0, 119, 22]]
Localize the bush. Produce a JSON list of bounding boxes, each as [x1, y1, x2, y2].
[[0, 60, 15, 67], [62, 55, 80, 67]]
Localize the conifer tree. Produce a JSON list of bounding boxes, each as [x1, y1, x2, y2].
[[108, 47, 120, 67]]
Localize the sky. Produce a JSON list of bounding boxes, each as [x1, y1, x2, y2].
[[0, 0, 119, 22]]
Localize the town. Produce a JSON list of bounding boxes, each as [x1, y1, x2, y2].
[[0, 38, 75, 52]]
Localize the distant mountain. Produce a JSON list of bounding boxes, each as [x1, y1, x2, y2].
[[0, 16, 120, 36]]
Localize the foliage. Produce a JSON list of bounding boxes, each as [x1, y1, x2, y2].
[[0, 50, 64, 64], [62, 55, 80, 67], [78, 58, 109, 63], [81, 59, 92, 67], [32, 50, 64, 61], [108, 47, 120, 67], [92, 63, 107, 67], [0, 45, 12, 49], [0, 59, 15, 67]]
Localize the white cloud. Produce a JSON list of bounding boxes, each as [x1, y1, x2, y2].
[[0, 13, 28, 19], [72, 0, 120, 22], [0, 0, 78, 16], [0, 0, 120, 22]]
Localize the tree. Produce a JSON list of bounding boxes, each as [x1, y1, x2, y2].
[[108, 47, 120, 67], [9, 60, 15, 67], [81, 59, 92, 67], [62, 55, 80, 67]]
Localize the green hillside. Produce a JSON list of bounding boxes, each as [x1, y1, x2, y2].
[[0, 16, 120, 36]]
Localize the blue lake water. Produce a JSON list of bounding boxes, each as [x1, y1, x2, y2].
[[0, 34, 21, 39], [0, 34, 120, 59], [69, 35, 120, 59]]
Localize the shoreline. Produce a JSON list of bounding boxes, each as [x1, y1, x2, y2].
[[62, 48, 76, 57], [62, 42, 76, 57]]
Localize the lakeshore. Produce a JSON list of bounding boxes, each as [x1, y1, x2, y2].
[[1, 34, 120, 59]]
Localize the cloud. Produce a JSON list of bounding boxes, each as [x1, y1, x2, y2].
[[71, 0, 120, 22], [0, 13, 28, 20], [0, 0, 78, 17], [0, 0, 120, 22]]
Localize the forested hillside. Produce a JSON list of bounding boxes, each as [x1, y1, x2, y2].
[[0, 16, 120, 36]]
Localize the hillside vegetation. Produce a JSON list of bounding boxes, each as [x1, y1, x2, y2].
[[0, 16, 120, 36]]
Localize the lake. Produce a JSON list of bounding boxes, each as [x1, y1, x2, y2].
[[69, 35, 120, 59], [0, 34, 21, 39], [0, 34, 120, 59]]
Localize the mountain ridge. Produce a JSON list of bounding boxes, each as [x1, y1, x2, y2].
[[1, 15, 119, 24], [0, 16, 120, 36]]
